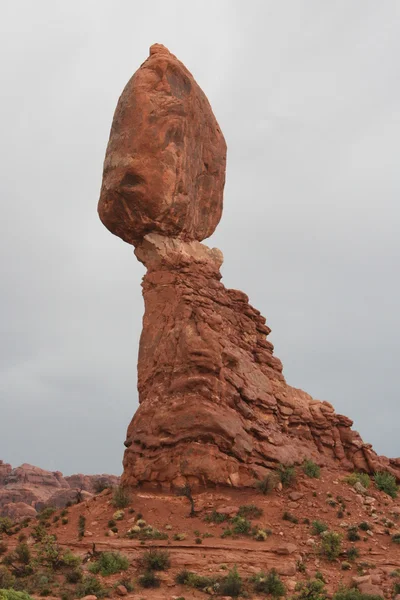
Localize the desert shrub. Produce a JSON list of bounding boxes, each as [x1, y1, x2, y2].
[[333, 587, 384, 600], [138, 571, 160, 588], [88, 551, 128, 576], [292, 579, 327, 600], [303, 459, 321, 478], [374, 471, 398, 498], [359, 522, 371, 531], [141, 549, 170, 571], [38, 508, 56, 522], [341, 561, 352, 571], [61, 518, 68, 525], [93, 478, 110, 494], [113, 510, 124, 521], [346, 547, 360, 561], [76, 575, 107, 598], [0, 542, 8, 555], [393, 582, 400, 595], [219, 566, 242, 597], [65, 567, 83, 584], [15, 543, 30, 565], [204, 510, 228, 524], [237, 504, 263, 519], [311, 520, 328, 535], [36, 535, 80, 570], [126, 525, 167, 541], [112, 486, 131, 509], [345, 473, 371, 489], [175, 570, 216, 590], [392, 533, 400, 544], [107, 519, 116, 528], [277, 463, 296, 487], [231, 516, 251, 535], [320, 531, 342, 561], [283, 511, 298, 524], [254, 528, 270, 541], [347, 526, 361, 542], [221, 528, 232, 538], [173, 533, 186, 541], [0, 592, 33, 600], [256, 471, 280, 494], [0, 519, 13, 535], [77, 515, 85, 540], [0, 566, 15, 590], [251, 569, 285, 596]]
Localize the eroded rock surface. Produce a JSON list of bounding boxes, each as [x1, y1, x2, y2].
[[98, 44, 226, 245], [0, 462, 119, 518], [121, 234, 400, 489], [98, 45, 400, 490]]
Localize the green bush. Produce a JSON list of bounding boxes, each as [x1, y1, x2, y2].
[[237, 504, 263, 519], [347, 526, 361, 542], [88, 551, 129, 576], [292, 579, 327, 600], [392, 533, 400, 544], [346, 547, 360, 561], [320, 531, 342, 561], [0, 519, 13, 535], [0, 592, 33, 600], [112, 486, 131, 509], [251, 569, 285, 596], [311, 520, 328, 535], [65, 568, 83, 584], [78, 515, 86, 540], [303, 459, 321, 478], [15, 543, 30, 565], [76, 575, 107, 598], [141, 549, 170, 571], [277, 464, 296, 487], [359, 522, 371, 531], [374, 472, 398, 498], [345, 473, 371, 489], [204, 510, 228, 524], [218, 566, 242, 597], [231, 516, 251, 535], [332, 586, 384, 600], [38, 508, 56, 522], [283, 511, 298, 524], [0, 567, 15, 590], [139, 571, 160, 588]]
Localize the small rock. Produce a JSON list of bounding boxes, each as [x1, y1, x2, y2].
[[352, 575, 371, 585], [115, 586, 127, 596], [81, 596, 97, 600], [217, 505, 239, 516], [359, 583, 383, 597], [364, 496, 376, 505], [274, 543, 297, 555], [288, 492, 304, 501]]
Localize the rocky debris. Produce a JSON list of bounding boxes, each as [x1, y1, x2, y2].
[[0, 461, 119, 519], [98, 45, 400, 490], [98, 44, 226, 246]]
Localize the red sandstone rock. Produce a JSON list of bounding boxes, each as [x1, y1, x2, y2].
[[0, 462, 119, 518], [98, 44, 226, 245], [98, 46, 400, 490]]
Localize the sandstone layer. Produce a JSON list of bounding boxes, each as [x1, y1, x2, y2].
[[98, 45, 399, 491], [121, 234, 400, 489]]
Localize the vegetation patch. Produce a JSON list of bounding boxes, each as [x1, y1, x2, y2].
[[88, 551, 129, 576], [303, 459, 321, 478], [374, 471, 398, 498], [250, 569, 285, 596]]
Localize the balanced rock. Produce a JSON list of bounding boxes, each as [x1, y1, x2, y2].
[[99, 45, 400, 490], [98, 44, 226, 245]]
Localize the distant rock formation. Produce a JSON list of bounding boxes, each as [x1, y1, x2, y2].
[[0, 461, 119, 519], [99, 45, 400, 490]]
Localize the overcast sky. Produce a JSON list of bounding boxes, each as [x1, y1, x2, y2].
[[1, 1, 399, 476]]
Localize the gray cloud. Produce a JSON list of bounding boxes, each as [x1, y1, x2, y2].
[[0, 0, 399, 475]]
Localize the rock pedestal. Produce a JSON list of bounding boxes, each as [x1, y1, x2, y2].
[[98, 45, 400, 490]]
